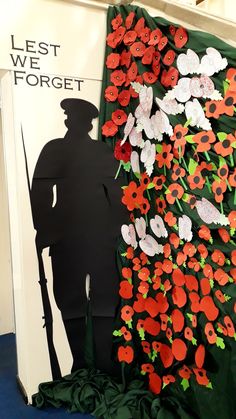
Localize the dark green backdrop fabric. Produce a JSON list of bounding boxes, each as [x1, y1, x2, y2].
[[33, 5, 236, 419]]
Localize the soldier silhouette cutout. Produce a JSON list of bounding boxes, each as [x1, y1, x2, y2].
[[31, 98, 127, 375]]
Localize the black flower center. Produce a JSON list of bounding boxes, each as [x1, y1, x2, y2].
[[194, 176, 200, 184], [162, 152, 168, 158], [220, 167, 227, 176], [201, 135, 209, 143], [176, 131, 182, 139], [225, 96, 234, 106], [222, 139, 230, 148], [209, 103, 216, 113], [172, 189, 178, 197], [216, 187, 222, 196]]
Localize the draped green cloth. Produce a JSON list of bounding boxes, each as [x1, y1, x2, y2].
[[33, 5, 236, 418]]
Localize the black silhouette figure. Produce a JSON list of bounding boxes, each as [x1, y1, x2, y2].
[[31, 98, 126, 375]]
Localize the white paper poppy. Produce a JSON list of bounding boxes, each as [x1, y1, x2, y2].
[[178, 215, 193, 242], [150, 215, 168, 238], [129, 127, 144, 148], [173, 78, 192, 103], [155, 97, 184, 115], [177, 49, 200, 76], [199, 47, 228, 76], [121, 113, 135, 145], [151, 110, 173, 140], [195, 198, 229, 226], [135, 217, 146, 239], [140, 140, 156, 167], [185, 99, 211, 130], [130, 151, 140, 174], [139, 234, 164, 257], [121, 224, 137, 249], [139, 85, 153, 116]]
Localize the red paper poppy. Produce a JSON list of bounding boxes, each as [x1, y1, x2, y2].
[[144, 317, 160, 336], [134, 17, 145, 35], [193, 130, 216, 152], [187, 170, 205, 190], [148, 28, 162, 46], [214, 133, 236, 157], [142, 72, 158, 84], [127, 62, 138, 82], [172, 268, 185, 286], [151, 61, 161, 77], [133, 294, 145, 313], [138, 281, 149, 295], [218, 90, 236, 116], [141, 363, 154, 374], [200, 296, 219, 321], [110, 69, 126, 86], [111, 14, 123, 30], [172, 164, 186, 181], [163, 375, 175, 385], [152, 341, 162, 353], [163, 49, 176, 66], [169, 25, 176, 36], [205, 100, 221, 119], [192, 315, 197, 328], [161, 67, 179, 88], [130, 41, 146, 57], [155, 292, 169, 313], [174, 27, 188, 48], [122, 267, 132, 279], [145, 297, 159, 318], [172, 286, 187, 308], [120, 326, 132, 341], [122, 181, 144, 211], [217, 322, 228, 336], [188, 258, 201, 272], [231, 249, 236, 265], [170, 124, 188, 148], [126, 246, 134, 259], [187, 194, 197, 209], [152, 51, 161, 64], [217, 163, 229, 180], [198, 225, 211, 241], [156, 197, 166, 214], [160, 344, 174, 368], [140, 198, 150, 215], [183, 243, 196, 257], [227, 67, 236, 90], [138, 267, 150, 281], [171, 309, 185, 332], [163, 243, 171, 259], [214, 268, 229, 286], [141, 340, 151, 354], [158, 36, 168, 51], [140, 252, 148, 266], [123, 30, 137, 46], [228, 210, 236, 228], [215, 289, 226, 304], [172, 338, 187, 361], [212, 179, 227, 203], [102, 120, 118, 137], [106, 53, 120, 69], [211, 249, 225, 266], [125, 11, 135, 30], [156, 143, 173, 168], [113, 26, 126, 46], [121, 305, 134, 322], [185, 274, 198, 292], [164, 211, 177, 227], [118, 89, 131, 107], [119, 280, 133, 299], [224, 315, 235, 337], [104, 85, 119, 102], [120, 50, 131, 68], [169, 233, 180, 249], [200, 278, 211, 295], [229, 168, 236, 187], [176, 251, 187, 266], [112, 109, 128, 126], [166, 183, 184, 204], [193, 368, 209, 386], [106, 32, 117, 49], [162, 259, 173, 274], [154, 261, 163, 276], [184, 327, 193, 341], [140, 27, 151, 43], [178, 365, 192, 380], [142, 45, 155, 65], [197, 243, 208, 258], [118, 345, 134, 364], [149, 373, 162, 395], [160, 313, 168, 331]]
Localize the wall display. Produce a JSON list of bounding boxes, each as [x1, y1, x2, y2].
[[33, 5, 236, 419]]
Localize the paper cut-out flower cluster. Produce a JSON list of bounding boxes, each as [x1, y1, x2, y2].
[[102, 10, 236, 395]]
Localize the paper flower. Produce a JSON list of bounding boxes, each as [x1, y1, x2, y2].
[[178, 215, 193, 242], [130, 151, 140, 173], [121, 224, 137, 249], [139, 234, 163, 257], [135, 217, 146, 239], [140, 140, 156, 176], [121, 113, 135, 145], [129, 127, 144, 147], [155, 97, 184, 115], [190, 75, 214, 98], [139, 85, 153, 115], [177, 49, 200, 75], [173, 78, 192, 103], [151, 110, 173, 139], [114, 140, 132, 163], [185, 99, 211, 130], [198, 47, 228, 76], [195, 198, 229, 225], [150, 215, 168, 238]]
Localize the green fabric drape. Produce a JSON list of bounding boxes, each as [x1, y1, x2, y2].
[[33, 5, 236, 418]]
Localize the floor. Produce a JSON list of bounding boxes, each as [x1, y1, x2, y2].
[[0, 333, 93, 419]]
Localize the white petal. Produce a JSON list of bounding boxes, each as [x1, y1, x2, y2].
[[130, 81, 142, 93], [209, 90, 223, 101], [135, 217, 146, 239], [121, 224, 137, 249], [129, 127, 142, 146], [174, 78, 191, 103], [139, 235, 163, 257], [121, 113, 135, 145], [150, 215, 168, 238], [130, 151, 140, 174], [178, 215, 193, 242], [156, 97, 184, 115]]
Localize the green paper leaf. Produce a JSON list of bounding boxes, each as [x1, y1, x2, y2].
[[182, 193, 190, 202], [164, 189, 170, 194], [121, 185, 127, 190], [217, 132, 227, 142], [187, 313, 193, 321], [162, 382, 167, 389], [188, 158, 198, 175], [191, 337, 197, 346], [210, 279, 214, 288], [216, 336, 225, 349], [151, 351, 157, 362], [147, 182, 155, 189], [181, 378, 190, 391], [156, 144, 163, 153], [134, 172, 141, 179], [122, 161, 131, 172], [224, 294, 231, 301], [113, 330, 122, 337], [234, 333, 236, 341], [126, 320, 133, 329], [223, 80, 229, 94], [219, 156, 226, 167], [185, 135, 195, 144], [184, 118, 192, 128], [206, 382, 213, 389], [212, 174, 221, 182], [121, 252, 127, 257], [139, 328, 145, 341]]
